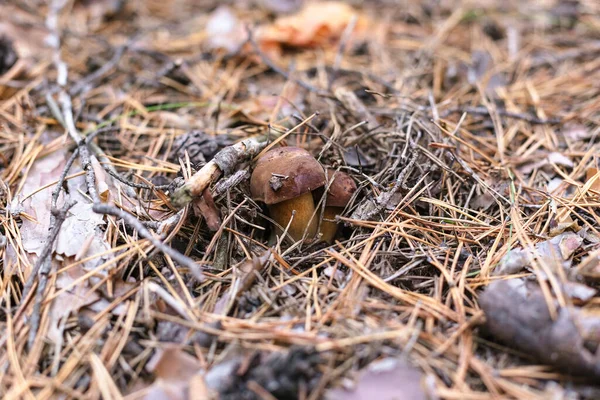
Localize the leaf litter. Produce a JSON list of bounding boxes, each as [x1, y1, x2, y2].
[[1, 0, 600, 399]]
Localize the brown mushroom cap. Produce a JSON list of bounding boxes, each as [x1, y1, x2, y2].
[[250, 147, 326, 205], [325, 170, 357, 207]]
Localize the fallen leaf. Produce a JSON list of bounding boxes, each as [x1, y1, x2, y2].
[[205, 6, 247, 54], [91, 155, 111, 202], [19, 150, 68, 257], [327, 358, 428, 400], [147, 348, 202, 382], [494, 232, 582, 276], [585, 168, 600, 193], [47, 261, 101, 343], [549, 208, 578, 237], [193, 188, 221, 231], [144, 348, 203, 400], [577, 248, 600, 279], [55, 202, 106, 258], [258, 2, 368, 56], [480, 278, 600, 378], [562, 281, 596, 303]]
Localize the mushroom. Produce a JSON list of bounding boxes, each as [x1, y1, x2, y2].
[[250, 147, 326, 242], [319, 170, 357, 243]]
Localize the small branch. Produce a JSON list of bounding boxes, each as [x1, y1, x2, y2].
[[213, 168, 250, 197], [103, 167, 170, 191], [171, 135, 269, 208], [69, 44, 127, 96], [27, 200, 75, 350], [92, 203, 204, 280]]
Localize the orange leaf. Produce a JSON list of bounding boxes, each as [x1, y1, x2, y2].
[[586, 168, 600, 193], [258, 2, 368, 53]]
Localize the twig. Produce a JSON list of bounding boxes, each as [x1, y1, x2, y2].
[[350, 145, 420, 221], [21, 150, 79, 301], [92, 203, 204, 280], [69, 44, 127, 96], [213, 168, 250, 197], [27, 200, 76, 350], [171, 135, 269, 207], [103, 167, 170, 191], [44, 0, 206, 290]]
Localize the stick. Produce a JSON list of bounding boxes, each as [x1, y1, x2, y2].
[[92, 203, 204, 280], [27, 201, 76, 350], [170, 135, 268, 208]]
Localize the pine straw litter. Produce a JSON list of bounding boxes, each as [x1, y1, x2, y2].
[[1, 0, 600, 399]]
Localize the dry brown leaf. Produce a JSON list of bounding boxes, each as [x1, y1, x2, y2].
[[586, 168, 600, 193], [577, 248, 600, 279], [55, 201, 107, 259], [481, 278, 600, 378], [549, 207, 579, 237], [91, 155, 112, 203], [327, 358, 428, 400], [193, 188, 221, 231], [19, 150, 68, 257], [144, 348, 203, 400], [257, 2, 368, 56], [494, 232, 582, 276], [47, 261, 101, 343]]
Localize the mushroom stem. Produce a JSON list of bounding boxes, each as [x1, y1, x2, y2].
[[269, 192, 318, 242], [319, 206, 343, 244]]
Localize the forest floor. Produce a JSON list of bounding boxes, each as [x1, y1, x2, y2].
[[1, 0, 600, 399]]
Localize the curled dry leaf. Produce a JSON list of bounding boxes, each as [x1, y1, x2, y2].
[[193, 187, 221, 232], [257, 1, 369, 56], [145, 348, 207, 400], [91, 155, 111, 202], [47, 261, 101, 343], [19, 150, 68, 257], [205, 2, 368, 59], [585, 168, 600, 193], [549, 207, 579, 237], [480, 278, 600, 378], [494, 231, 582, 276], [327, 358, 428, 400]]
